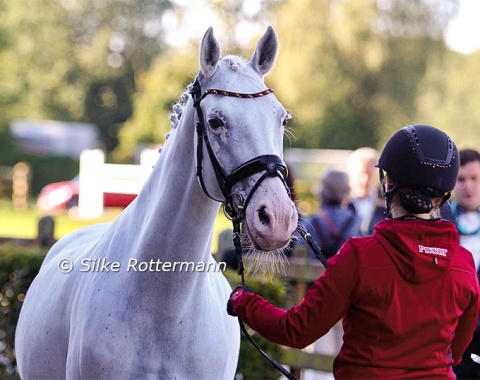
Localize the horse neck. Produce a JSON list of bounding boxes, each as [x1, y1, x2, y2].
[[111, 102, 221, 264]]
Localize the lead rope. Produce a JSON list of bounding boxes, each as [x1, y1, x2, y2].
[[232, 218, 328, 380]]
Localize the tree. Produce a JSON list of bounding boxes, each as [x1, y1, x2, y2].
[[416, 50, 480, 149], [268, 0, 459, 150], [0, 0, 173, 152], [0, 1, 85, 122], [114, 50, 197, 161]]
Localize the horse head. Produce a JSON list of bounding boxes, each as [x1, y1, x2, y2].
[[192, 26, 299, 272]]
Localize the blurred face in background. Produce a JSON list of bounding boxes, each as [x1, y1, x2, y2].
[[349, 157, 378, 199], [454, 160, 480, 211]]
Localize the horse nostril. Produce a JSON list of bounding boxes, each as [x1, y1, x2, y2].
[[257, 206, 270, 226]]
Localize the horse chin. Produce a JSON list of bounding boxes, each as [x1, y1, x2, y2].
[[240, 221, 293, 276], [244, 248, 289, 277]]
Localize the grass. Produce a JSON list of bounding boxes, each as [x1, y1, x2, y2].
[[0, 199, 232, 254]]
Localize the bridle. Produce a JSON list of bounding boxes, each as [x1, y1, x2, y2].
[[189, 73, 292, 287], [189, 76, 289, 223], [189, 75, 327, 380], [190, 75, 298, 378]]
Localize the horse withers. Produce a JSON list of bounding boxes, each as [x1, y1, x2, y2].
[[15, 26, 298, 379]]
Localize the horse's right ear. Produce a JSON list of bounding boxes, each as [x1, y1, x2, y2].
[[200, 27, 221, 78]]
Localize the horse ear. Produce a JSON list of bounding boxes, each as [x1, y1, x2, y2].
[[200, 27, 221, 78], [248, 25, 279, 77]]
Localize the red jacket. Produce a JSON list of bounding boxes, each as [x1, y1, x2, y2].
[[234, 218, 480, 379]]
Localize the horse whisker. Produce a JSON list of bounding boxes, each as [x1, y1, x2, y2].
[[240, 214, 306, 277]]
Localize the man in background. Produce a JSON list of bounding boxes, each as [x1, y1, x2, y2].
[[442, 148, 480, 379], [347, 147, 383, 234]]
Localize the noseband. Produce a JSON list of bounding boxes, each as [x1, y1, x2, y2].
[[189, 76, 289, 221]]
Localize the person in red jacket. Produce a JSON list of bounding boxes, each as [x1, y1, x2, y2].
[[228, 125, 480, 379]]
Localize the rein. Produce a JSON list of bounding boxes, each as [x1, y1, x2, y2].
[[190, 76, 328, 380], [232, 218, 327, 380]]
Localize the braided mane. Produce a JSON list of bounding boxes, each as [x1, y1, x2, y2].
[[167, 83, 193, 135]]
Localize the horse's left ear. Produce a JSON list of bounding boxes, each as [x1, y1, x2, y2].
[[200, 27, 221, 78], [248, 25, 279, 77]]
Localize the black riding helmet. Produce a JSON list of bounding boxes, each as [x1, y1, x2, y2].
[[376, 125, 459, 214]]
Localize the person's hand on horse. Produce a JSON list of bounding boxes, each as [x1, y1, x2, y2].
[[227, 285, 253, 317]]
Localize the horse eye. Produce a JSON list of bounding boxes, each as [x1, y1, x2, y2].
[[282, 113, 292, 126], [208, 117, 224, 129]]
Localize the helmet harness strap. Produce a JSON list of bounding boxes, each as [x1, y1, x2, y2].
[[379, 169, 452, 218]]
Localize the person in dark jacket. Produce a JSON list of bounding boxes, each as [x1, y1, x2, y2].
[[442, 148, 480, 379], [303, 168, 362, 373], [228, 125, 480, 379], [305, 168, 362, 261]]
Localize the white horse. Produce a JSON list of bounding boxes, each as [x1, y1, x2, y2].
[[15, 26, 298, 379]]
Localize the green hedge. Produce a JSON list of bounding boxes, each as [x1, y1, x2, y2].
[[224, 269, 290, 380], [0, 246, 289, 379], [0, 244, 45, 379]]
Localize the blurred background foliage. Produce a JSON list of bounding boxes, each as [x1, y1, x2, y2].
[[0, 1, 478, 376], [0, 0, 479, 171], [0, 245, 46, 378]]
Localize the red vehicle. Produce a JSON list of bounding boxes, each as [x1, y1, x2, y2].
[[37, 176, 137, 214]]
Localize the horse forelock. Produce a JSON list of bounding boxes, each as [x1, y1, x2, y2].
[[219, 56, 245, 73]]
